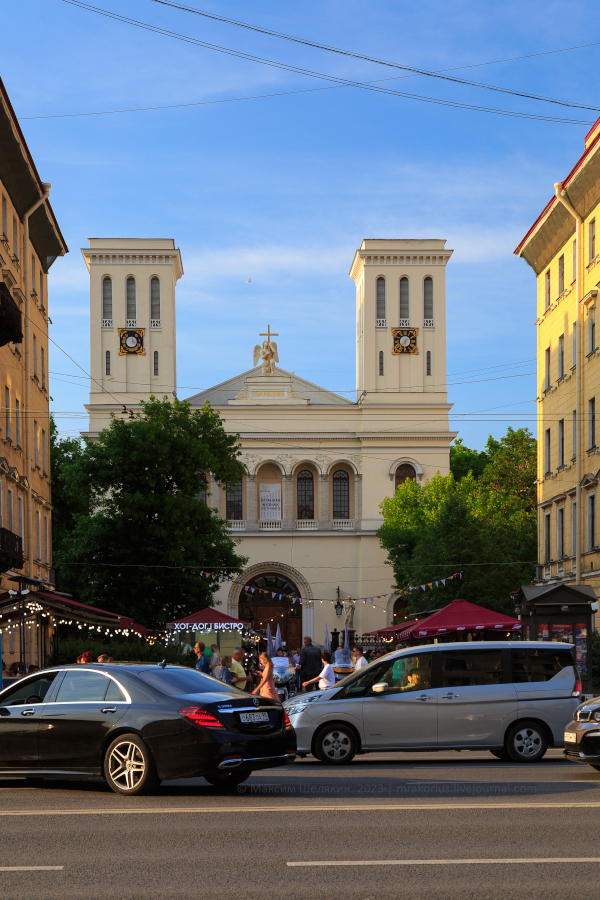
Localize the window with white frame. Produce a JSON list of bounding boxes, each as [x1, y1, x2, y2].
[[42, 428, 46, 474], [423, 277, 434, 325], [571, 499, 577, 556], [544, 512, 551, 562], [31, 256, 36, 294], [590, 218, 596, 263], [545, 269, 551, 310], [558, 254, 565, 295], [557, 506, 565, 559], [572, 322, 577, 368], [33, 334, 37, 378], [558, 334, 564, 378], [589, 397, 596, 449], [399, 277, 409, 325], [126, 276, 136, 325], [545, 428, 551, 474], [34, 421, 38, 468], [376, 277, 386, 325], [589, 307, 596, 354], [44, 514, 49, 564], [39, 270, 44, 309], [41, 346, 45, 390], [15, 398, 20, 447], [572, 410, 577, 459], [102, 276, 113, 325], [150, 277, 161, 326], [573, 238, 577, 282], [35, 509, 41, 561], [545, 346, 551, 389], [558, 418, 564, 467], [588, 492, 596, 550]]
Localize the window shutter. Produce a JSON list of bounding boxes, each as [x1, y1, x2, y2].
[[376, 277, 386, 321], [424, 277, 434, 322], [102, 277, 113, 320], [126, 277, 136, 322], [151, 277, 160, 321], [399, 277, 409, 323]]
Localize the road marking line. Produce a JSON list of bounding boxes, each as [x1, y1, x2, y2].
[[2, 802, 600, 816], [0, 866, 63, 871], [287, 858, 600, 867]]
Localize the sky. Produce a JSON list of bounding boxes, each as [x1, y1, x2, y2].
[[2, 0, 599, 449]]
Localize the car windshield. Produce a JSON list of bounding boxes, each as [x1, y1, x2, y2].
[[138, 668, 242, 697], [272, 657, 291, 668], [331, 653, 393, 689]]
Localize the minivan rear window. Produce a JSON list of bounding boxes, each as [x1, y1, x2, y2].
[[440, 649, 504, 687], [511, 648, 574, 683], [138, 668, 241, 696]]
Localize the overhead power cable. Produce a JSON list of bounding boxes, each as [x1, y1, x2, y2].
[[147, 0, 600, 114], [55, 1, 593, 125]]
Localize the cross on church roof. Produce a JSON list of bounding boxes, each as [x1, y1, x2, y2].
[[259, 325, 278, 342]]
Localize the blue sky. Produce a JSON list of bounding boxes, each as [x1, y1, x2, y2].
[[3, 0, 599, 448]]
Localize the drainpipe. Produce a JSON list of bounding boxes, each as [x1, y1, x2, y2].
[[554, 182, 583, 585], [22, 183, 51, 577]]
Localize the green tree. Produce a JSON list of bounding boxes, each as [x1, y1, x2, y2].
[[54, 396, 247, 626], [379, 428, 537, 616], [50, 415, 90, 557], [450, 438, 488, 481]]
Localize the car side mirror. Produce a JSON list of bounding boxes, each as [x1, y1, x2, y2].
[[372, 682, 389, 694]]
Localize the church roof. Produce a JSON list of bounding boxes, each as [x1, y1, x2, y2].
[[186, 366, 355, 407]]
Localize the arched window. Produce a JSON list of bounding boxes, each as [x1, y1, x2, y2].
[[426, 350, 431, 376], [102, 277, 112, 323], [154, 351, 159, 376], [424, 276, 434, 325], [297, 470, 314, 520], [105, 350, 110, 376], [332, 470, 350, 519], [226, 480, 243, 520], [126, 276, 136, 324], [150, 276, 160, 325], [399, 277, 409, 324], [376, 277, 386, 324], [379, 350, 384, 375], [395, 464, 417, 489]]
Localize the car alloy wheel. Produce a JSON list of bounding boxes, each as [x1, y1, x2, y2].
[[104, 734, 159, 796], [315, 725, 357, 764], [505, 722, 547, 763]]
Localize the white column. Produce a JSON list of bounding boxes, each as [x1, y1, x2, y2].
[[282, 474, 294, 528], [246, 475, 257, 529], [354, 474, 363, 528], [303, 599, 314, 639], [318, 475, 330, 529]]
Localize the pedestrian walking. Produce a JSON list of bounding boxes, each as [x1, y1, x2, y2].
[[353, 646, 368, 670], [298, 636, 322, 692], [209, 644, 221, 674], [252, 652, 280, 702], [230, 648, 252, 691], [302, 651, 336, 691], [194, 641, 210, 674]]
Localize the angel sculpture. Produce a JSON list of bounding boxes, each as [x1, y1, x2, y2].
[[253, 339, 279, 375]]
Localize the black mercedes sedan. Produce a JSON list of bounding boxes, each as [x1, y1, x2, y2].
[[0, 663, 296, 795]]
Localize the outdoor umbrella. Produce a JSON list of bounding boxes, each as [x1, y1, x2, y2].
[[266, 623, 273, 656], [344, 624, 349, 649], [275, 623, 283, 651], [325, 626, 331, 652]]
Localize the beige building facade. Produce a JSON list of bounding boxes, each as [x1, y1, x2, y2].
[[516, 116, 600, 596], [0, 77, 68, 667], [85, 238, 455, 643]]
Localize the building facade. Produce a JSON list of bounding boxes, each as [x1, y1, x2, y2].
[[0, 77, 68, 666], [84, 237, 455, 643], [516, 116, 600, 596]]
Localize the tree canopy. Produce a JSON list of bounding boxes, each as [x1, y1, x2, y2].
[[52, 397, 247, 626], [379, 428, 537, 617]]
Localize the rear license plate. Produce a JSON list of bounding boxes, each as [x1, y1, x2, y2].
[[564, 731, 577, 743], [240, 712, 269, 723]]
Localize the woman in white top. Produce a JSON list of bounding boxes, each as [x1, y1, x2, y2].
[[302, 651, 336, 691], [209, 644, 221, 674]]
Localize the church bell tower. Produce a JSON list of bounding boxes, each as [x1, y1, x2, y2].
[[349, 239, 452, 403], [81, 238, 183, 435]]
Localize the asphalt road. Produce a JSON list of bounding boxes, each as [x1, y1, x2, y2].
[[2, 749, 600, 900]]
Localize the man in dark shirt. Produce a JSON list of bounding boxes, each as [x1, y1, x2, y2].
[[298, 636, 322, 692], [194, 641, 210, 675]]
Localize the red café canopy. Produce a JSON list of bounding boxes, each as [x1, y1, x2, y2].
[[364, 620, 419, 637], [396, 598, 521, 641], [167, 607, 249, 634]]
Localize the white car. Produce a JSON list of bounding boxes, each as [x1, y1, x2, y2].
[[284, 641, 580, 764]]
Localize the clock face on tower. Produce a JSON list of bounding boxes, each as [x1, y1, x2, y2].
[[392, 327, 419, 355], [118, 328, 145, 356]]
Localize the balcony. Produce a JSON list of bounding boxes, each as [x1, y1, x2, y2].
[[296, 519, 318, 530], [423, 318, 434, 328], [0, 527, 24, 572], [260, 520, 282, 531], [398, 318, 410, 327], [0, 282, 24, 347], [332, 519, 355, 530], [227, 520, 246, 531], [126, 318, 137, 328], [150, 319, 161, 329], [102, 318, 113, 329], [376, 318, 387, 328]]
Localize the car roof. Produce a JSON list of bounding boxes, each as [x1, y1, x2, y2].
[[48, 663, 190, 674], [386, 640, 574, 654]]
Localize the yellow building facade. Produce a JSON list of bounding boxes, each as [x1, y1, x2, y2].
[[516, 116, 600, 595], [0, 77, 68, 667]]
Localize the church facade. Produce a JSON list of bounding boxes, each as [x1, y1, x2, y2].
[[83, 237, 455, 644]]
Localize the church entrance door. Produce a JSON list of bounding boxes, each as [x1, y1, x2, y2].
[[238, 573, 303, 650]]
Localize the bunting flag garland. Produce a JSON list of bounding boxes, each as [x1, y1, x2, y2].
[[194, 569, 462, 609]]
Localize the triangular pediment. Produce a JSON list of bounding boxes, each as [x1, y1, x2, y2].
[[186, 366, 354, 407]]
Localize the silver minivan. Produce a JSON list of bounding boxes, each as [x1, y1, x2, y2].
[[284, 641, 581, 764]]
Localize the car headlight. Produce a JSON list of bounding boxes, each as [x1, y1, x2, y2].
[[286, 704, 310, 716], [594, 711, 600, 722]]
